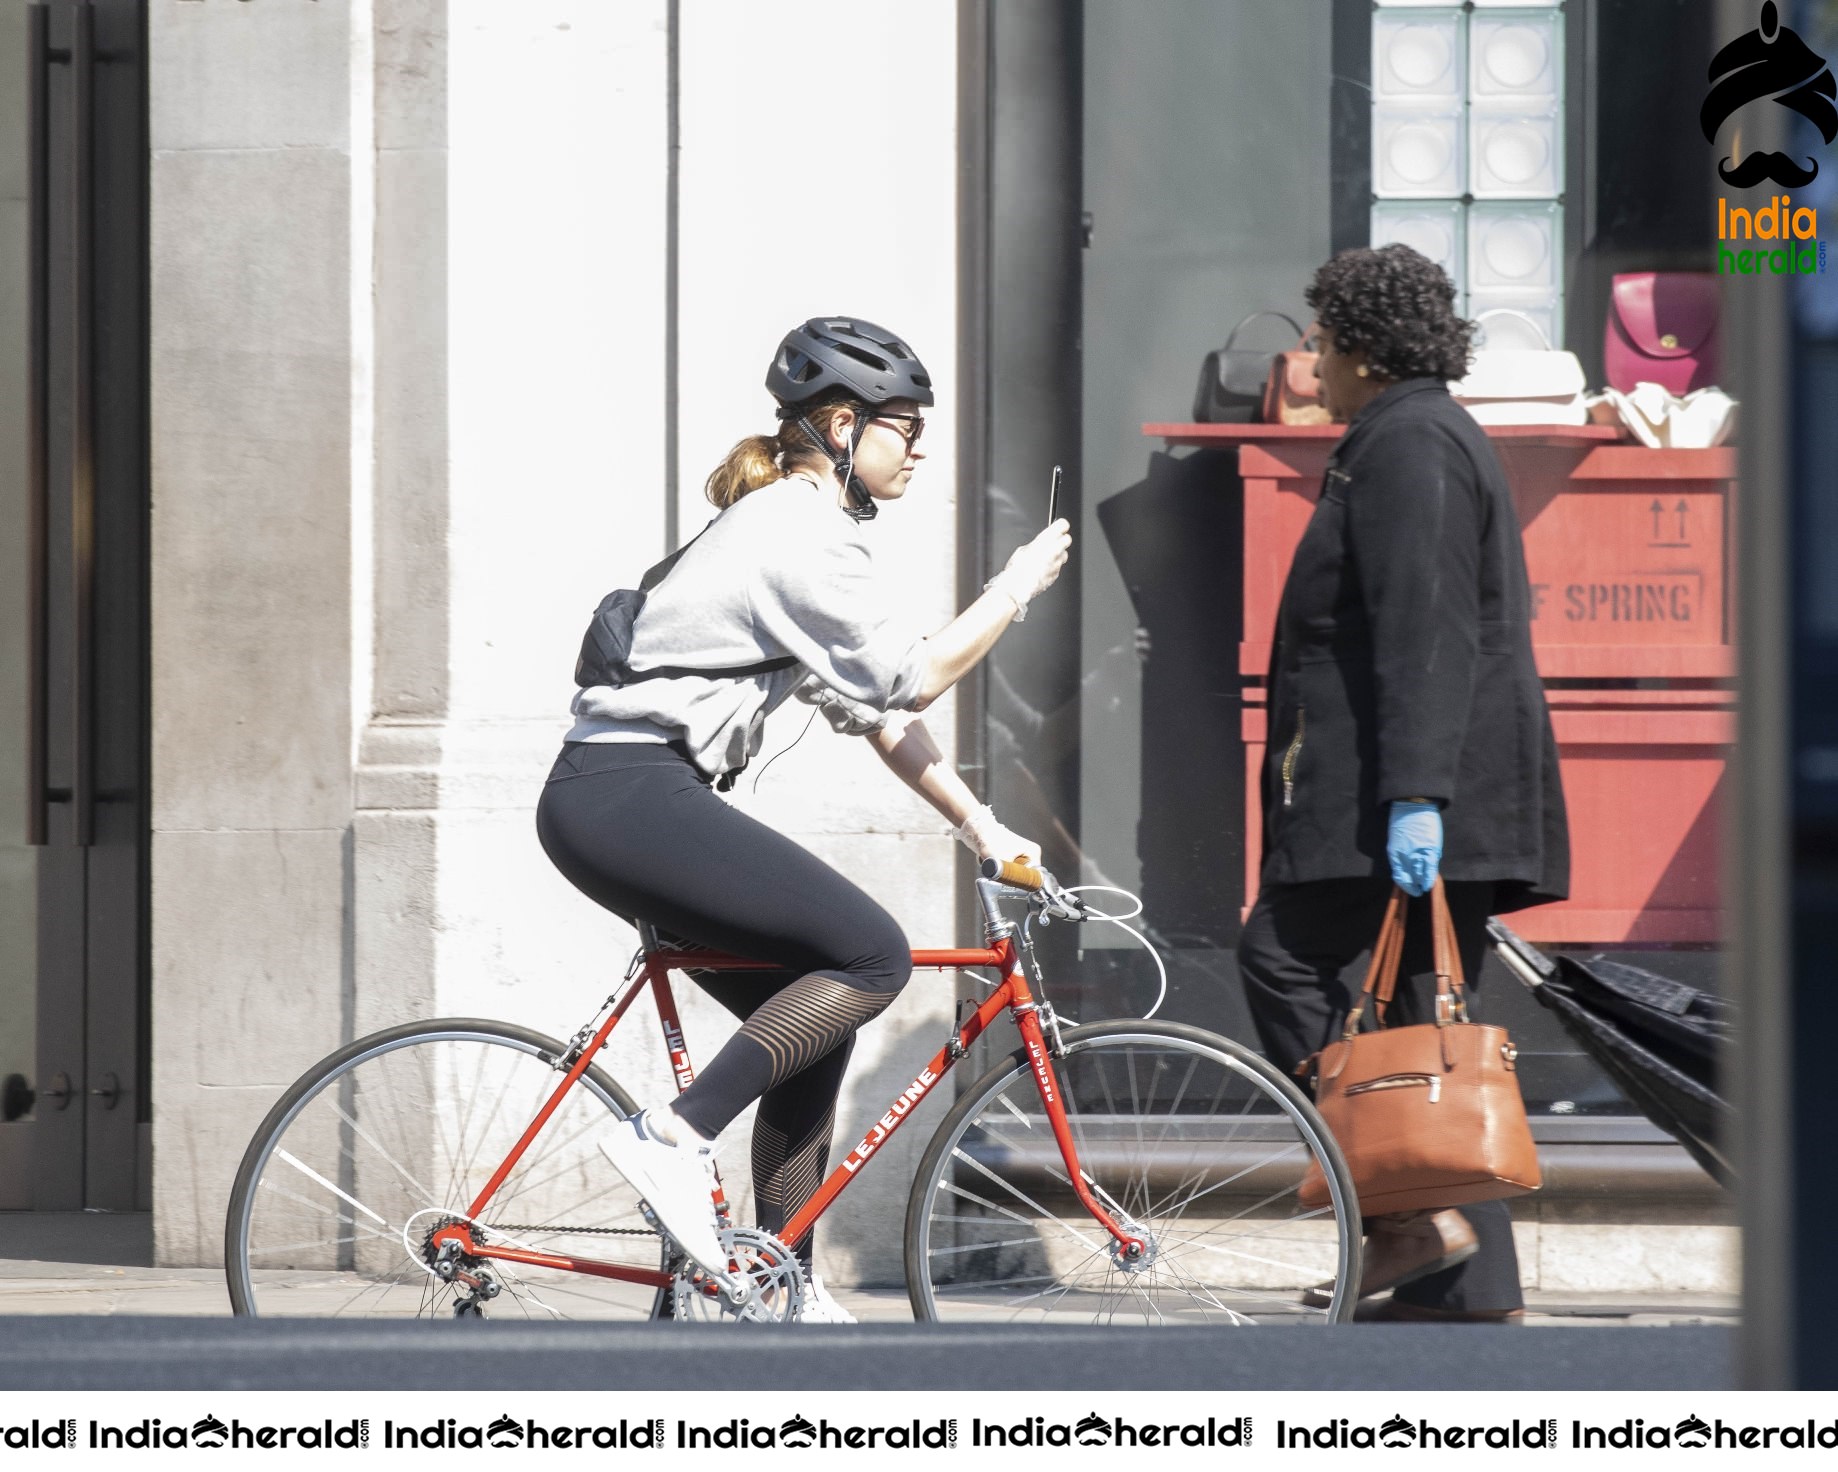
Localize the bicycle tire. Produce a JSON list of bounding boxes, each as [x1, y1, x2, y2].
[[224, 1018, 670, 1320], [904, 1019, 1361, 1325]]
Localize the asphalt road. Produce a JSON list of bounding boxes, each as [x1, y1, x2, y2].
[[0, 1317, 1732, 1391]]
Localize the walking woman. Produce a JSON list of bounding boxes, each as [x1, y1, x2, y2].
[[537, 318, 1070, 1321], [1238, 247, 1569, 1322]]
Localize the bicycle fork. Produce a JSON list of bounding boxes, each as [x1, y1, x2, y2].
[[1008, 992, 1150, 1265], [774, 952, 1147, 1262]]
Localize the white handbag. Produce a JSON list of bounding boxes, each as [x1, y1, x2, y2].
[[1451, 311, 1588, 426], [1587, 382, 1739, 449]]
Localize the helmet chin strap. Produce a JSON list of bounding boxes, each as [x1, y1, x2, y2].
[[795, 413, 878, 521]]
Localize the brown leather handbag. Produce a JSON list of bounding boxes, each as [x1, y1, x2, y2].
[[1298, 881, 1542, 1214], [1260, 335, 1333, 425]]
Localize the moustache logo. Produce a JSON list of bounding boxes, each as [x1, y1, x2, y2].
[[191, 1416, 230, 1447], [1702, 1, 1836, 187], [1720, 149, 1821, 186]]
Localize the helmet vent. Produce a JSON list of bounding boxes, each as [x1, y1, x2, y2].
[[835, 342, 890, 372]]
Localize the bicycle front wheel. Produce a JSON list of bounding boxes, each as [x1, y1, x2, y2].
[[225, 1019, 668, 1319], [905, 1020, 1360, 1325]]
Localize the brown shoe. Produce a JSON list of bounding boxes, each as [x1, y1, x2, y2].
[[1299, 1209, 1480, 1310], [1358, 1296, 1525, 1324]]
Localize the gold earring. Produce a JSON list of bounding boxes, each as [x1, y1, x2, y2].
[[1355, 364, 1369, 378]]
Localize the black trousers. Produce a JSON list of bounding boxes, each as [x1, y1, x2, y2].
[[535, 741, 913, 1263], [1238, 876, 1524, 1313]]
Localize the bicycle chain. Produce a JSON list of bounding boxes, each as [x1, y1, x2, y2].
[[484, 1223, 659, 1238]]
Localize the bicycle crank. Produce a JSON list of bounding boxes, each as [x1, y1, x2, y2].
[[671, 1226, 806, 1323]]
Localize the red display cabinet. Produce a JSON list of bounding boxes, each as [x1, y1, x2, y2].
[[1143, 422, 1735, 945]]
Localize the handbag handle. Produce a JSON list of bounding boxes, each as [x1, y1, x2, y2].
[[1341, 879, 1470, 1042], [1429, 879, 1471, 1025], [1223, 311, 1304, 349]]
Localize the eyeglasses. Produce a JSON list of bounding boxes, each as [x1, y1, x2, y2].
[[870, 412, 926, 449]]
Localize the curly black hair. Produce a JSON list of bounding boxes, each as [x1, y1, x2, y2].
[[1304, 244, 1475, 382]]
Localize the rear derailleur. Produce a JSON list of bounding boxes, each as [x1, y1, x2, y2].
[[423, 1216, 503, 1318]]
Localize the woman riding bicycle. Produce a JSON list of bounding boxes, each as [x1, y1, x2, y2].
[[535, 317, 1071, 1322]]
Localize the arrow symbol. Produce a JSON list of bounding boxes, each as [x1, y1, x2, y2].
[[1651, 499, 1664, 540], [1676, 499, 1689, 543]]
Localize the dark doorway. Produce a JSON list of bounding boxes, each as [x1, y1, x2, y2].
[[4, 0, 150, 1216]]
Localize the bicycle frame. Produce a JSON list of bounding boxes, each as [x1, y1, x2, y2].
[[424, 930, 1147, 1293]]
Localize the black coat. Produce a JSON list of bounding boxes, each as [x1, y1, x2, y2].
[[1259, 379, 1569, 911]]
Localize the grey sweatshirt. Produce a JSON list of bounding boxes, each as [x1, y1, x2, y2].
[[565, 476, 929, 781]]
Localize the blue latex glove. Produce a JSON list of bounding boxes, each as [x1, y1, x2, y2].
[[1387, 800, 1443, 896]]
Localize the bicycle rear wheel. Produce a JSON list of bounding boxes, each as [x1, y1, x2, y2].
[[225, 1019, 668, 1319], [904, 1020, 1360, 1325]]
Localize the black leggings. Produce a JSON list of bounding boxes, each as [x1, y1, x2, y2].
[[535, 742, 913, 1259]]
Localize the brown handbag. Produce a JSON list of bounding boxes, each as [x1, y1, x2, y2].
[[1260, 336, 1333, 425], [1298, 881, 1542, 1214]]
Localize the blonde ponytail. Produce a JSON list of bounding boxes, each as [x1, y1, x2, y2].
[[704, 433, 783, 509], [702, 394, 860, 510]]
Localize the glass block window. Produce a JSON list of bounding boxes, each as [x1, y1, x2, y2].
[[1371, 2, 1565, 349]]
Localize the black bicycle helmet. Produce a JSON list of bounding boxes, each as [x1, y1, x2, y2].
[[765, 318, 932, 522], [766, 317, 934, 411]]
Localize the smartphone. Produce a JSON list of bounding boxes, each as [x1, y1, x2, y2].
[[1047, 465, 1061, 527]]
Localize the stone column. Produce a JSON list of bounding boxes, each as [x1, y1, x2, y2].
[[149, 0, 362, 1263]]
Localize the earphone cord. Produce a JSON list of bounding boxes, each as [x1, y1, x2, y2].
[[750, 704, 822, 794]]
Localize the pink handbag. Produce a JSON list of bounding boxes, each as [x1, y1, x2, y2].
[[1603, 273, 1721, 395]]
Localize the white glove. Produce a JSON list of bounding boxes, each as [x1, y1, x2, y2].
[[985, 519, 1072, 622], [954, 804, 1042, 866]]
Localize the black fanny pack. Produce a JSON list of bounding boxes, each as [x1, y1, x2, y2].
[[574, 532, 799, 689]]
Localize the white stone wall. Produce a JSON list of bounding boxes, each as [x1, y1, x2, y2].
[[671, 0, 962, 1283], [151, 0, 962, 1285]]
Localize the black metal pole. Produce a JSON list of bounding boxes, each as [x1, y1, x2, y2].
[[1729, 0, 1838, 1393], [27, 3, 51, 848], [663, 0, 680, 554], [71, 0, 96, 850]]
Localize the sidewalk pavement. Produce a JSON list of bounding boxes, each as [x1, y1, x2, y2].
[[0, 1257, 1740, 1325]]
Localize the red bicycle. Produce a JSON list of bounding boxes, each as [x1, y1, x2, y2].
[[224, 861, 1360, 1325]]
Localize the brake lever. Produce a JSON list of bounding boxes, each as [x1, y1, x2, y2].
[[1035, 870, 1086, 926]]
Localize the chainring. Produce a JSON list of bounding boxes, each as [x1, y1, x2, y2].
[[671, 1226, 806, 1323]]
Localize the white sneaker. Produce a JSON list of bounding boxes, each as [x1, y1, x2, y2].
[[598, 1113, 729, 1281], [797, 1274, 857, 1324]]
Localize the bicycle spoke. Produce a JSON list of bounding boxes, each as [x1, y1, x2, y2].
[[926, 1234, 1061, 1259], [326, 1096, 439, 1205], [1148, 1255, 1253, 1323], [229, 1027, 651, 1321], [273, 1150, 392, 1227], [947, 1149, 1105, 1251], [913, 1025, 1358, 1327], [939, 1172, 1105, 1256], [249, 1178, 403, 1241]]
